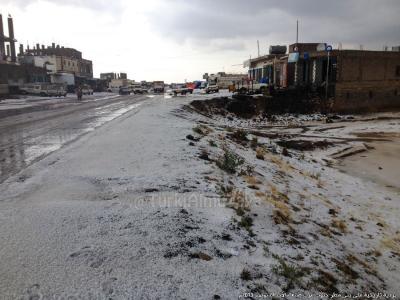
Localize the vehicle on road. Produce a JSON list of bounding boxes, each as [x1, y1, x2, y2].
[[153, 81, 165, 93], [205, 84, 219, 94], [236, 82, 268, 94], [81, 85, 94, 95], [171, 84, 193, 96], [19, 83, 67, 97], [119, 86, 132, 95], [131, 83, 147, 94]]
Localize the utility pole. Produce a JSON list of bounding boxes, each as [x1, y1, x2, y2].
[[325, 45, 332, 114], [325, 50, 330, 102]]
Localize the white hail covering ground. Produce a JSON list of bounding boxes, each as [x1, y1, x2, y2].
[[0, 94, 399, 299]]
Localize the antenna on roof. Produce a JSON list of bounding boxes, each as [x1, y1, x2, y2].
[[296, 20, 299, 44], [257, 40, 260, 57]]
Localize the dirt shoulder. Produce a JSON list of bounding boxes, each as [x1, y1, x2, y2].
[[185, 98, 400, 296]]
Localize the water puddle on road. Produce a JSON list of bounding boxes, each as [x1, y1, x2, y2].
[[0, 101, 143, 183]]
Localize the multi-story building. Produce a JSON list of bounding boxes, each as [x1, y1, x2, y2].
[[20, 43, 93, 78], [100, 73, 117, 81]]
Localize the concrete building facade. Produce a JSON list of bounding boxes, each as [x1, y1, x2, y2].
[[244, 43, 400, 112], [20, 44, 93, 78]]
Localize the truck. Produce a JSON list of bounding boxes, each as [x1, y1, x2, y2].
[[131, 83, 147, 94], [171, 84, 193, 96], [19, 83, 67, 97], [235, 82, 268, 94], [153, 81, 165, 93], [205, 84, 219, 94], [81, 84, 94, 95]]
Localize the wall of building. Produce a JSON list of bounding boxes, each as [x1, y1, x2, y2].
[[332, 51, 400, 112], [0, 83, 9, 96], [21, 47, 93, 78], [78, 59, 93, 78], [109, 79, 129, 89], [0, 62, 48, 94], [19, 55, 57, 73]]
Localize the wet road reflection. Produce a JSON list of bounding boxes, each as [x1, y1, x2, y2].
[[0, 95, 145, 183]]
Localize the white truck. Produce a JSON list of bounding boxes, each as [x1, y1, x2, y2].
[[81, 85, 94, 95], [171, 84, 193, 96], [131, 83, 147, 94], [236, 82, 268, 94], [205, 84, 219, 94], [153, 81, 165, 93], [20, 83, 67, 97]]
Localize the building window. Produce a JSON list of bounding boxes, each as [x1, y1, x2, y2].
[[346, 92, 351, 99], [396, 66, 400, 77], [369, 91, 373, 99], [395, 89, 398, 96]]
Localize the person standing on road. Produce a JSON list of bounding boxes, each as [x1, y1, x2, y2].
[[76, 85, 83, 101]]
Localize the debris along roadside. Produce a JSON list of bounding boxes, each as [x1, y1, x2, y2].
[[184, 96, 400, 295]]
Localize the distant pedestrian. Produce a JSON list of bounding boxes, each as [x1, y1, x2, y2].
[[76, 86, 83, 101]]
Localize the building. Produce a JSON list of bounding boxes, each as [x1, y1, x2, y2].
[[100, 72, 127, 83], [100, 73, 117, 81], [246, 53, 289, 87], [0, 14, 49, 96], [244, 43, 400, 112], [20, 43, 93, 79], [109, 78, 130, 90]]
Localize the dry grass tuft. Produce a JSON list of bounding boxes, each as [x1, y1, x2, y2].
[[245, 176, 262, 185], [331, 219, 348, 233], [256, 147, 266, 160], [381, 234, 400, 254], [193, 124, 213, 136], [231, 129, 249, 142], [225, 189, 250, 215], [255, 191, 265, 198]]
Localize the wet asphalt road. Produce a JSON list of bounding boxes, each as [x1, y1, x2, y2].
[[0, 93, 150, 184]]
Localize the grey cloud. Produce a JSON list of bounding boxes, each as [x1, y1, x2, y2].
[[0, 0, 123, 13], [147, 0, 400, 47]]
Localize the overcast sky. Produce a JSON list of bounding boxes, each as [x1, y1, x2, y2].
[[1, 0, 399, 82]]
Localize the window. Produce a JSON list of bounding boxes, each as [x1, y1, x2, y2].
[[396, 66, 400, 77], [346, 92, 351, 99], [369, 91, 373, 99], [395, 89, 398, 96]]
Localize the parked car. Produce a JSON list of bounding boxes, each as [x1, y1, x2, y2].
[[205, 84, 219, 94], [20, 83, 67, 97], [119, 86, 132, 95]]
